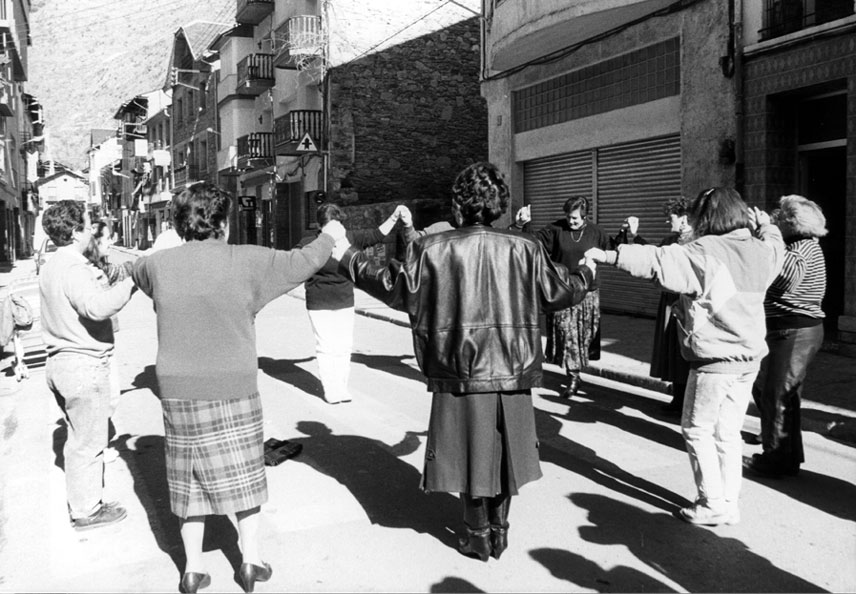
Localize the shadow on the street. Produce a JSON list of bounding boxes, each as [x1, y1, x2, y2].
[[258, 356, 323, 400], [350, 352, 426, 384], [535, 409, 689, 513], [128, 364, 158, 397], [286, 420, 460, 548], [802, 407, 856, 448], [743, 466, 856, 523], [569, 492, 825, 593], [530, 547, 675, 592], [116, 434, 243, 580], [429, 577, 485, 593]]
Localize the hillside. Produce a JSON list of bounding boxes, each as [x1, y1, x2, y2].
[[27, 0, 235, 169]]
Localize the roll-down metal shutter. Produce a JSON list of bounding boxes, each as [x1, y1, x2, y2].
[[523, 135, 681, 317], [524, 150, 593, 232]]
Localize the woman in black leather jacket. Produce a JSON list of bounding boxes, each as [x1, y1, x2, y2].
[[339, 162, 597, 562]]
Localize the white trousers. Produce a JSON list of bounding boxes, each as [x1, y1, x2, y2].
[[308, 307, 355, 403]]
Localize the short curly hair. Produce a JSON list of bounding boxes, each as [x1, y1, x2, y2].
[[42, 200, 87, 247], [174, 182, 232, 241], [775, 194, 827, 240], [450, 162, 509, 227], [663, 196, 689, 217], [562, 196, 590, 218]]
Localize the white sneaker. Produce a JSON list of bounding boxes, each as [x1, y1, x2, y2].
[[678, 501, 731, 526], [102, 446, 120, 464]]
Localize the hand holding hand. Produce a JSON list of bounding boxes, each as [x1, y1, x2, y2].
[[579, 256, 597, 273], [624, 216, 639, 235], [585, 248, 608, 263], [330, 236, 351, 261], [515, 205, 532, 227], [321, 220, 346, 242], [748, 206, 770, 230], [399, 205, 413, 228]]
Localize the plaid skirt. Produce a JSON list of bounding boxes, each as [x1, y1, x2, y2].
[[546, 289, 601, 372], [161, 393, 267, 518]]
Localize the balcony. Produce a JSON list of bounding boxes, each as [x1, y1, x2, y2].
[[273, 15, 324, 69], [237, 132, 274, 170], [236, 0, 274, 25], [274, 110, 324, 155], [759, 0, 854, 40], [0, 5, 27, 81], [237, 54, 275, 95]]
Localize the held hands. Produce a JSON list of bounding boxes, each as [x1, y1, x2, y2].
[[396, 205, 413, 228], [747, 206, 770, 231], [585, 248, 608, 263], [330, 235, 351, 261], [578, 256, 597, 274], [321, 220, 347, 243], [623, 216, 639, 235], [515, 205, 532, 227]]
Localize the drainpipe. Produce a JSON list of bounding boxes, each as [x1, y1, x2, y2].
[[733, 0, 745, 196]]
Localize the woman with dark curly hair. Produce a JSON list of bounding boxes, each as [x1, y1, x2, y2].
[[748, 195, 827, 478], [339, 162, 596, 561], [132, 183, 346, 593]]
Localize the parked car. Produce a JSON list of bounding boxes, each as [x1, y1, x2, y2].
[[35, 238, 57, 275]]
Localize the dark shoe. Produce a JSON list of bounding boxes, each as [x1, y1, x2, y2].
[[457, 527, 491, 561], [561, 374, 581, 398], [488, 494, 511, 560], [71, 502, 127, 531], [179, 572, 210, 594], [745, 453, 793, 478], [238, 562, 272, 593]]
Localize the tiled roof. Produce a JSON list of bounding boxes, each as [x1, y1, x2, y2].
[[180, 21, 235, 61]]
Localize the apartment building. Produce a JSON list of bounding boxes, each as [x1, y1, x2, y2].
[[0, 0, 33, 262], [740, 0, 856, 348]]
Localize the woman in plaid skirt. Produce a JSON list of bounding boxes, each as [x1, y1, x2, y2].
[[133, 183, 347, 593]]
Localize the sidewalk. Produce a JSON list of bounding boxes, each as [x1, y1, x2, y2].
[[5, 251, 853, 445]]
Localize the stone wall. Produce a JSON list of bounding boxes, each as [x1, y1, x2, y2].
[[326, 16, 487, 226]]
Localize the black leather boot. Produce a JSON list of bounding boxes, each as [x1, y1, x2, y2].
[[457, 495, 490, 562], [488, 494, 511, 559]]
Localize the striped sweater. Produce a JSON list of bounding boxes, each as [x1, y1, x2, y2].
[[764, 238, 826, 324]]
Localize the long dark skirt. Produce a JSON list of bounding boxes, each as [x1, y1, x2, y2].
[[161, 392, 267, 518], [546, 290, 601, 372], [650, 291, 690, 384], [420, 390, 542, 498]]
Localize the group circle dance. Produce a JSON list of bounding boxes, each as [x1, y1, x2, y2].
[[36, 159, 828, 590]]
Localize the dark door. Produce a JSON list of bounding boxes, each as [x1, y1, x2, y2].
[[798, 147, 846, 334]]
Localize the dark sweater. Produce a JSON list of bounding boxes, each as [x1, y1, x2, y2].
[[133, 235, 334, 401], [298, 228, 386, 310]]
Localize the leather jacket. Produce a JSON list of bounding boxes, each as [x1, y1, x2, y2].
[[341, 224, 594, 393]]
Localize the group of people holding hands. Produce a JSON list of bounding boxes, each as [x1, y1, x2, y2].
[[38, 160, 827, 592]]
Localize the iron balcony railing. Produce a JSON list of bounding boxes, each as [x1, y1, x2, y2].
[[273, 15, 324, 69], [237, 54, 275, 94], [236, 0, 274, 26], [759, 0, 854, 40], [274, 110, 324, 152], [237, 132, 274, 170]]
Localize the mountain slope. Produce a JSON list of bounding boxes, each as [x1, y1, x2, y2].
[[28, 0, 234, 169]]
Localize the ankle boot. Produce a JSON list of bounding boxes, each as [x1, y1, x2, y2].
[[457, 495, 490, 562], [488, 495, 511, 559]]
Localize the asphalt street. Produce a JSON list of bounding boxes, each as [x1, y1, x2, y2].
[[0, 253, 854, 593]]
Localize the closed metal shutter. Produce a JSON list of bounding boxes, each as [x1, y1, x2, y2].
[[596, 135, 682, 316], [524, 150, 592, 231], [522, 135, 681, 317]]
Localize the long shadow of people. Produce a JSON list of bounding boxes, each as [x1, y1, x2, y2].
[[530, 547, 675, 592], [257, 356, 323, 401], [350, 352, 426, 384], [571, 492, 824, 593], [535, 409, 689, 513], [286, 420, 460, 548], [743, 466, 856, 523], [115, 434, 242, 580]]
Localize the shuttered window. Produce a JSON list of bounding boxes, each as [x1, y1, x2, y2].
[[523, 134, 682, 316]]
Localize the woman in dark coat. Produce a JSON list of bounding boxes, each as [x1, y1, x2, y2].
[[650, 197, 693, 415], [339, 162, 596, 561]]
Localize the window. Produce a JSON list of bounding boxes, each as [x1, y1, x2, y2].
[[199, 82, 207, 110]]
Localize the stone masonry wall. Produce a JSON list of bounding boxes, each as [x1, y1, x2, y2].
[[327, 17, 487, 233]]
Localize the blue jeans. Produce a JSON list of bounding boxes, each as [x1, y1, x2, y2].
[[47, 352, 113, 520], [682, 368, 757, 509]]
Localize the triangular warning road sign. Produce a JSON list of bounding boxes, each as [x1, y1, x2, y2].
[[296, 133, 318, 152]]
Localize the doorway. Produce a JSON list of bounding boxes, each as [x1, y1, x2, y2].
[[798, 146, 846, 335]]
